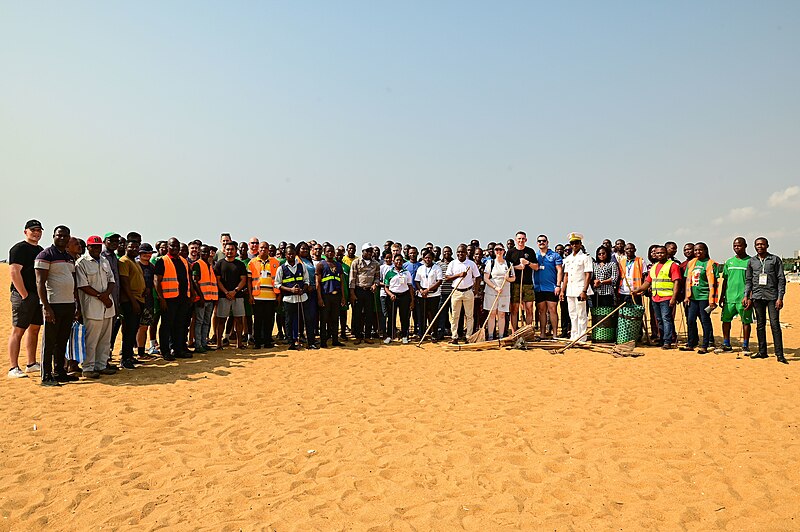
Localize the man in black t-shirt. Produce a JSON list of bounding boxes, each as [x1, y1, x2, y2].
[[506, 231, 539, 332], [7, 219, 45, 379], [213, 241, 248, 350]]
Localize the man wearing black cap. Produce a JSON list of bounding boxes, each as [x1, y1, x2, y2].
[[35, 225, 78, 385], [7, 220, 44, 379]]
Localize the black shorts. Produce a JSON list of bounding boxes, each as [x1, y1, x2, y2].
[[535, 291, 558, 304], [10, 290, 44, 328]]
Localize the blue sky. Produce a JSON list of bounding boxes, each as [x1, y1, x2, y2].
[[2, 1, 798, 258]]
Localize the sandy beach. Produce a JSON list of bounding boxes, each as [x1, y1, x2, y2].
[[1, 263, 798, 530]]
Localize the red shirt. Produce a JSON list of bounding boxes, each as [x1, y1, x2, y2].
[[645, 262, 682, 302]]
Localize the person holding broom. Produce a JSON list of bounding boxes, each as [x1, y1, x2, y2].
[[482, 243, 515, 340]]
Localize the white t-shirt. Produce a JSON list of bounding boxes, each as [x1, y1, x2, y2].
[[445, 259, 481, 290], [379, 263, 392, 297], [563, 252, 594, 298], [414, 263, 444, 297]]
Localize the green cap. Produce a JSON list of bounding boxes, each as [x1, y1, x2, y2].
[[103, 231, 121, 240]]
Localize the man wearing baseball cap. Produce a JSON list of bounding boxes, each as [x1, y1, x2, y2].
[[7, 219, 44, 379], [76, 236, 117, 378], [348, 243, 381, 344]]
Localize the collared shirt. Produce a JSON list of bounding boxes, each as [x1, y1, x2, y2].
[[349, 257, 381, 290], [274, 261, 309, 304], [745, 253, 786, 300], [76, 253, 116, 320], [415, 263, 444, 297], [592, 261, 619, 297], [34, 245, 76, 304], [445, 259, 481, 290], [404, 260, 422, 289], [384, 267, 413, 294], [534, 248, 563, 292], [563, 251, 594, 298]]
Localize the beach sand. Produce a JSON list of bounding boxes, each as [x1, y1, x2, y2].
[[1, 263, 798, 530]]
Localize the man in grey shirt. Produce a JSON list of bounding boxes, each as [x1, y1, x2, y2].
[[744, 237, 787, 364]]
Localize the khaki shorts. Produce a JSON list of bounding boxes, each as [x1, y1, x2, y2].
[[510, 283, 535, 304]]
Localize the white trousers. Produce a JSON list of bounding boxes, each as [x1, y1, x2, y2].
[[567, 297, 588, 342], [450, 289, 475, 338], [84, 317, 113, 371]]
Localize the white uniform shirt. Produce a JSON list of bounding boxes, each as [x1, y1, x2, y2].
[[76, 253, 116, 320], [563, 251, 594, 298], [415, 263, 444, 297]]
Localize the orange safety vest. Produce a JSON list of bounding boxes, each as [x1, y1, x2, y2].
[[194, 259, 218, 302], [249, 256, 281, 299], [618, 256, 644, 293], [160, 255, 191, 299], [685, 257, 719, 305]]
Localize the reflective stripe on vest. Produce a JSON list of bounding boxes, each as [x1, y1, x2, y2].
[[650, 260, 675, 298], [196, 259, 218, 301], [161, 255, 190, 299], [280, 263, 306, 289]]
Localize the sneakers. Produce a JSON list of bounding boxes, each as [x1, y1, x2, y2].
[[741, 346, 751, 356], [41, 374, 61, 387], [55, 372, 79, 382], [8, 367, 28, 379], [697, 348, 708, 354], [383, 337, 392, 344], [714, 345, 733, 353], [121, 359, 136, 369], [402, 337, 409, 345], [25, 363, 41, 373], [147, 345, 161, 356]]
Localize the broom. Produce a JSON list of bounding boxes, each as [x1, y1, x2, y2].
[[416, 272, 468, 347], [467, 274, 509, 343], [551, 300, 627, 354]]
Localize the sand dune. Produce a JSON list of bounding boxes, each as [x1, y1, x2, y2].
[[1, 264, 798, 530]]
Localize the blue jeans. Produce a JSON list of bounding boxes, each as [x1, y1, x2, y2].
[[686, 299, 714, 348], [653, 300, 675, 346]]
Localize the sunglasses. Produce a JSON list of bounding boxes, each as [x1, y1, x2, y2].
[[537, 239, 547, 243], [494, 248, 504, 251]]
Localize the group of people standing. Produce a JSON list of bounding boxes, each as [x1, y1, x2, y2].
[[7, 221, 790, 385]]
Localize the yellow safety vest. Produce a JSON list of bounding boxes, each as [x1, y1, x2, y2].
[[650, 260, 675, 298]]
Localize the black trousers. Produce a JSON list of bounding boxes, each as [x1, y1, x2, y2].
[[159, 296, 190, 355], [415, 295, 440, 339], [120, 301, 141, 360], [388, 292, 412, 338], [284, 299, 313, 345], [320, 292, 341, 344], [42, 303, 73, 379], [753, 299, 784, 357], [352, 287, 377, 339], [560, 299, 570, 337], [253, 299, 277, 347]]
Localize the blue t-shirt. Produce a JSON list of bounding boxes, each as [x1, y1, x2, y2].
[[534, 249, 563, 292], [404, 260, 422, 289]]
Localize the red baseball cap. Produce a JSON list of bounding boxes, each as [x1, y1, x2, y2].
[[86, 235, 103, 245]]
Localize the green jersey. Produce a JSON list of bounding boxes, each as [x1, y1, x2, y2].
[[685, 259, 714, 301], [723, 255, 749, 301]]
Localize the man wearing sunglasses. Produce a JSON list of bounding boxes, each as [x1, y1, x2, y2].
[[533, 235, 563, 340]]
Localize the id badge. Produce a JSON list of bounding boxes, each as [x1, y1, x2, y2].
[[758, 273, 768, 286]]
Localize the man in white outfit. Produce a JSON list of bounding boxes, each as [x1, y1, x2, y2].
[[75, 235, 117, 378], [445, 244, 481, 344], [561, 233, 593, 342]]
